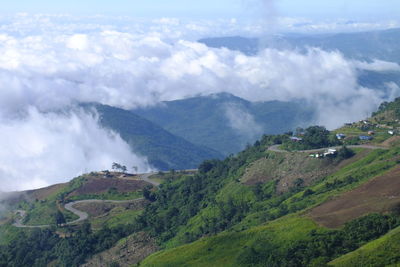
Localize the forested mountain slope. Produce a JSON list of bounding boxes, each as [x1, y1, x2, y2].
[[133, 93, 314, 155], [88, 104, 223, 170], [2, 99, 400, 266]]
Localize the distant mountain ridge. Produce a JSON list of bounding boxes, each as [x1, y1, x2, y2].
[[199, 28, 400, 63], [133, 93, 314, 155], [84, 104, 223, 170], [199, 28, 400, 96]]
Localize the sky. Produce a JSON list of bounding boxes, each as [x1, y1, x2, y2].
[[1, 0, 399, 21], [0, 0, 400, 191]]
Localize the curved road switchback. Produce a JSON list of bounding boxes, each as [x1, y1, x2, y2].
[[13, 170, 193, 228], [13, 198, 144, 228], [13, 210, 49, 228]]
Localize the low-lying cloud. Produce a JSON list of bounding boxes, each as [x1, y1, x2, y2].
[[224, 103, 263, 143], [0, 108, 152, 192], [0, 15, 400, 190]]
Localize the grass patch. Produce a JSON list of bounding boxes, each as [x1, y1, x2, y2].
[[140, 215, 321, 267], [91, 208, 142, 229], [330, 226, 400, 266], [67, 190, 142, 201]]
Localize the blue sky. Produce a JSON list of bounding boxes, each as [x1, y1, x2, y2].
[[2, 0, 400, 21]]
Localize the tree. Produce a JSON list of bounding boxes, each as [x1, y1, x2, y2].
[[112, 162, 121, 171], [198, 160, 216, 174], [143, 185, 156, 201], [303, 126, 331, 148], [337, 146, 355, 159], [55, 210, 66, 226], [111, 162, 127, 173], [121, 165, 127, 173], [132, 166, 138, 174]]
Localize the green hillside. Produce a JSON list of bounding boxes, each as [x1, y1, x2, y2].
[[330, 225, 400, 267], [140, 144, 400, 266], [133, 93, 314, 155], [90, 104, 223, 170], [2, 99, 400, 266]]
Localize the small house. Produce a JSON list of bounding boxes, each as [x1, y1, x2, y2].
[[388, 130, 395, 135], [290, 136, 303, 142], [336, 133, 346, 140], [324, 149, 337, 157], [368, 131, 375, 135]]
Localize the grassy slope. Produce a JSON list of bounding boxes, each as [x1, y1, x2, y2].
[[329, 226, 400, 267], [141, 215, 320, 267], [91, 209, 142, 229], [20, 174, 146, 226], [140, 147, 400, 266], [21, 181, 79, 225]]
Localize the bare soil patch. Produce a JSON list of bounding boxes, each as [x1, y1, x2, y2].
[[27, 183, 68, 201], [309, 166, 400, 228], [242, 151, 368, 193], [382, 136, 400, 148], [68, 178, 149, 197], [73, 199, 147, 217]]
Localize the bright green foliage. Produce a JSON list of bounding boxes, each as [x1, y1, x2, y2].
[[330, 225, 400, 266], [142, 214, 400, 267], [282, 125, 340, 151], [0, 223, 137, 267], [373, 97, 400, 118], [2, 118, 400, 266]]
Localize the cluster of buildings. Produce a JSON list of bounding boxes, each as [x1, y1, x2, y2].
[[309, 148, 337, 158]]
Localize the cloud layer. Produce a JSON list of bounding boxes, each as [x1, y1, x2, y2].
[[0, 15, 399, 190], [0, 108, 152, 191]]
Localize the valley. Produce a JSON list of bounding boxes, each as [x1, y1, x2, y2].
[[2, 97, 400, 266], [1, 3, 399, 266]]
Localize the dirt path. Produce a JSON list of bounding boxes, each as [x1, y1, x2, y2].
[[64, 198, 144, 224], [268, 144, 388, 153], [13, 210, 49, 228], [13, 170, 192, 228], [13, 198, 144, 228], [138, 172, 160, 186]]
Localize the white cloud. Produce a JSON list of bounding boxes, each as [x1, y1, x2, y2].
[[0, 14, 399, 190], [67, 34, 90, 50], [354, 59, 400, 72], [0, 108, 152, 192], [224, 103, 263, 142]]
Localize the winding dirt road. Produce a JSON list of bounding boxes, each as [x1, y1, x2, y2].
[[13, 171, 191, 228], [13, 198, 144, 228], [13, 210, 49, 228], [138, 172, 160, 186]]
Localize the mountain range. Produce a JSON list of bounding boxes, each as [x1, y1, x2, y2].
[[132, 93, 314, 156], [199, 28, 400, 63], [2, 97, 400, 266], [86, 103, 223, 171]]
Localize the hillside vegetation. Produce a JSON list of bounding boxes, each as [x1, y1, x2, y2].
[[330, 225, 400, 266], [133, 93, 314, 155], [1, 99, 400, 266], [88, 103, 223, 170]]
